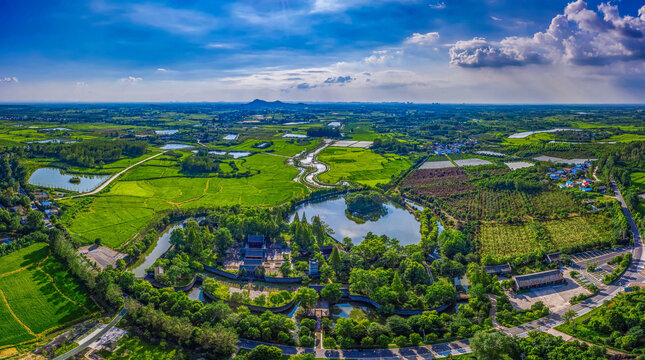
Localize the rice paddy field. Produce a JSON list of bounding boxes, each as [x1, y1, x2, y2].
[[0, 243, 97, 348], [60, 153, 307, 248], [478, 215, 613, 258], [317, 147, 412, 186]]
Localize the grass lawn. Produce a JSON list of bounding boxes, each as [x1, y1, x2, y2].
[[100, 334, 182, 360], [0, 243, 96, 346], [631, 172, 645, 190], [317, 147, 411, 186], [61, 153, 307, 248], [478, 222, 537, 258], [606, 134, 645, 142]]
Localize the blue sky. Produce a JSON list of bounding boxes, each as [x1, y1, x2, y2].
[[1, 0, 644, 102]]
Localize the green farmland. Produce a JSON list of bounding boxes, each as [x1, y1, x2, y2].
[[61, 153, 307, 248], [0, 243, 96, 348], [317, 147, 412, 186]]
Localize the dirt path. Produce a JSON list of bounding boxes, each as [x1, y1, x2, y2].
[[55, 151, 166, 200]]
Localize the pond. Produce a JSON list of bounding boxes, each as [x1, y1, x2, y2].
[[333, 302, 369, 320], [28, 168, 109, 192], [229, 151, 251, 159], [160, 143, 193, 150], [290, 197, 421, 246], [131, 222, 185, 278]]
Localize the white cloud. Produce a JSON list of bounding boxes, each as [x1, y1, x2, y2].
[[121, 76, 143, 83], [405, 32, 440, 45], [450, 1, 645, 68], [490, 16, 502, 21], [204, 43, 233, 49], [156, 68, 168, 72], [0, 77, 18, 83], [92, 1, 218, 36], [428, 2, 446, 9], [76, 81, 89, 87]]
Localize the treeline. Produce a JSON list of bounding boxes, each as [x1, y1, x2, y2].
[[181, 154, 220, 173], [306, 127, 341, 137], [29, 139, 147, 168], [371, 138, 418, 155]]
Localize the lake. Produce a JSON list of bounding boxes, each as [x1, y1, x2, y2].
[[508, 128, 580, 139], [28, 168, 109, 192], [290, 197, 421, 246]]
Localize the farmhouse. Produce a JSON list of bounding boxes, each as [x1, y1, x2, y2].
[[513, 269, 564, 291], [484, 263, 512, 276]]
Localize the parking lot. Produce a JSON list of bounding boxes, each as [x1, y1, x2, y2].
[[508, 272, 589, 313], [569, 246, 630, 263]]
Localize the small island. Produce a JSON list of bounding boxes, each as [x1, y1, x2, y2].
[[344, 191, 387, 222], [69, 176, 81, 184]]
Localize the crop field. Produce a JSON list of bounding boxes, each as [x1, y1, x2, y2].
[[61, 153, 307, 247], [0, 243, 96, 347], [479, 223, 538, 257], [317, 147, 411, 186], [631, 172, 645, 190], [543, 215, 612, 249], [211, 138, 320, 157], [411, 183, 475, 197], [401, 168, 469, 187]]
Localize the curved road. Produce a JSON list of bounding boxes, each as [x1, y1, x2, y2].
[[55, 151, 166, 200], [239, 179, 644, 359], [53, 309, 126, 360]]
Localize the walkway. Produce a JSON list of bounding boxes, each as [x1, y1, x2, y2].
[[238, 180, 644, 359], [55, 151, 166, 200], [53, 309, 126, 360]]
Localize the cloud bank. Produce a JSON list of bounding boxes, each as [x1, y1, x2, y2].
[[449, 1, 645, 68]]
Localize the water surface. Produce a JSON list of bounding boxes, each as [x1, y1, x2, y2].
[[160, 143, 193, 150], [291, 197, 421, 246], [155, 129, 178, 135], [28, 168, 109, 192], [132, 222, 184, 278]]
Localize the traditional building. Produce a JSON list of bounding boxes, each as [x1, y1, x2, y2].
[[240, 235, 266, 274], [513, 269, 564, 290], [484, 263, 512, 276]]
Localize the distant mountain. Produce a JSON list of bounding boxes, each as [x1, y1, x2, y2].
[[244, 99, 307, 109]]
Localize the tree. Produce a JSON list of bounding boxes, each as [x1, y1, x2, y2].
[[238, 345, 282, 360], [563, 309, 577, 325], [295, 288, 319, 310], [214, 228, 234, 260], [471, 331, 520, 360], [191, 235, 204, 256], [329, 246, 341, 268], [394, 335, 408, 348], [94, 238, 102, 247], [321, 283, 342, 304]]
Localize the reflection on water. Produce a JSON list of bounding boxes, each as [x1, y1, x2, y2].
[[333, 303, 368, 320], [131, 222, 185, 278], [291, 197, 421, 245], [160, 143, 193, 150], [28, 168, 109, 192]]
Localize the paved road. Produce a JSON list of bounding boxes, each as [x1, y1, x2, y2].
[[238, 180, 644, 359], [53, 309, 126, 360], [55, 151, 166, 200]]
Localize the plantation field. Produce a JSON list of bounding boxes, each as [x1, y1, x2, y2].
[[61, 153, 307, 247], [441, 190, 582, 221], [0, 243, 96, 347], [411, 183, 474, 197], [401, 168, 469, 187], [479, 222, 537, 257], [478, 215, 613, 258], [543, 215, 612, 250], [317, 147, 411, 186]]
